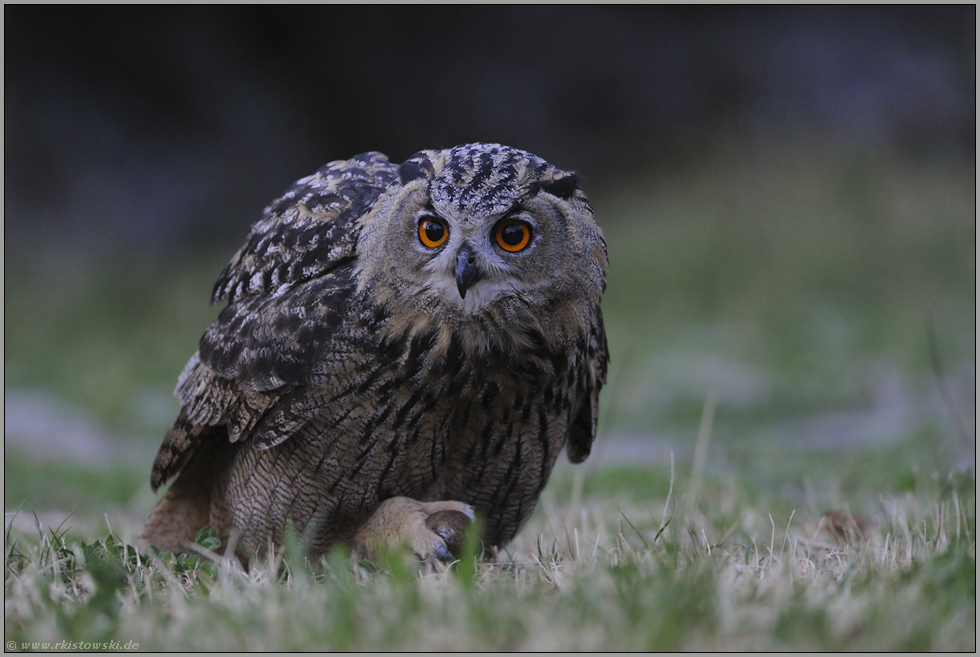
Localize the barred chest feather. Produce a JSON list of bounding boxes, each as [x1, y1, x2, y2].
[[295, 292, 595, 547]]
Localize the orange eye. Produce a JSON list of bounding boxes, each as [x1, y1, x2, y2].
[[495, 220, 531, 252], [418, 216, 448, 248]]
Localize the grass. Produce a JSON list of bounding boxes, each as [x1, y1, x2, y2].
[[4, 453, 146, 513], [3, 262, 217, 432], [4, 460, 975, 651], [595, 146, 974, 438]]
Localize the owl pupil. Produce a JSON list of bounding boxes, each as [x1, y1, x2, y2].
[[424, 222, 444, 242], [501, 224, 524, 246]]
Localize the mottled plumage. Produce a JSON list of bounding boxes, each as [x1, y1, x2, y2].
[[140, 143, 608, 561]]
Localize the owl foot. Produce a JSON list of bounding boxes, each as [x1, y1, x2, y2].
[[352, 497, 475, 563]]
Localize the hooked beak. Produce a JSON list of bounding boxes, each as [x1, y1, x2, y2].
[[454, 243, 482, 299]]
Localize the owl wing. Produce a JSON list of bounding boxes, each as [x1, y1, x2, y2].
[[566, 306, 609, 464], [212, 151, 398, 304], [151, 153, 399, 490]]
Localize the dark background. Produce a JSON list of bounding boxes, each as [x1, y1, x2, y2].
[[5, 5, 974, 266]]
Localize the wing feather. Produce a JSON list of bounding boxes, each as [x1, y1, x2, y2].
[[212, 151, 398, 304], [152, 153, 394, 489], [566, 307, 608, 463]]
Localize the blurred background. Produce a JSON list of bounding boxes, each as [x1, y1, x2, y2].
[[5, 6, 975, 533]]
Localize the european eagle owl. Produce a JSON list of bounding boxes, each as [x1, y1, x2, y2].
[[140, 143, 608, 562]]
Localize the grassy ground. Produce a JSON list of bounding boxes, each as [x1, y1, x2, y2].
[[4, 457, 975, 651], [4, 142, 975, 650]]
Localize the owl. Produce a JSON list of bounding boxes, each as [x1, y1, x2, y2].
[[139, 143, 608, 563]]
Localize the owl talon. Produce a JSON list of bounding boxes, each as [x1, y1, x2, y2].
[[431, 540, 453, 562], [424, 508, 475, 558], [353, 497, 475, 563]]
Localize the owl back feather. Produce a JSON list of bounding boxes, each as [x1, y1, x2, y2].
[[212, 151, 398, 304]]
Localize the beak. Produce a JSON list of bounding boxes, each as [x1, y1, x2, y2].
[[455, 243, 481, 299]]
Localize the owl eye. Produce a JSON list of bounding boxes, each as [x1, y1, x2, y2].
[[418, 216, 449, 248], [494, 220, 532, 252]]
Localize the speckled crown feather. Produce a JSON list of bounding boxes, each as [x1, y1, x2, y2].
[[400, 143, 580, 218]]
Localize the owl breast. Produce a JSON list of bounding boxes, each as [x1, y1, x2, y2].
[[376, 301, 594, 547], [219, 287, 593, 552]]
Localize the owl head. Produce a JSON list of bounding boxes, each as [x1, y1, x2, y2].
[[357, 143, 607, 323]]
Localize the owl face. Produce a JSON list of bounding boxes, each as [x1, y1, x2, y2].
[[408, 192, 559, 313], [357, 144, 605, 318]]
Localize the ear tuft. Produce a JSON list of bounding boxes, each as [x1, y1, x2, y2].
[[399, 156, 434, 184], [540, 172, 580, 200]]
